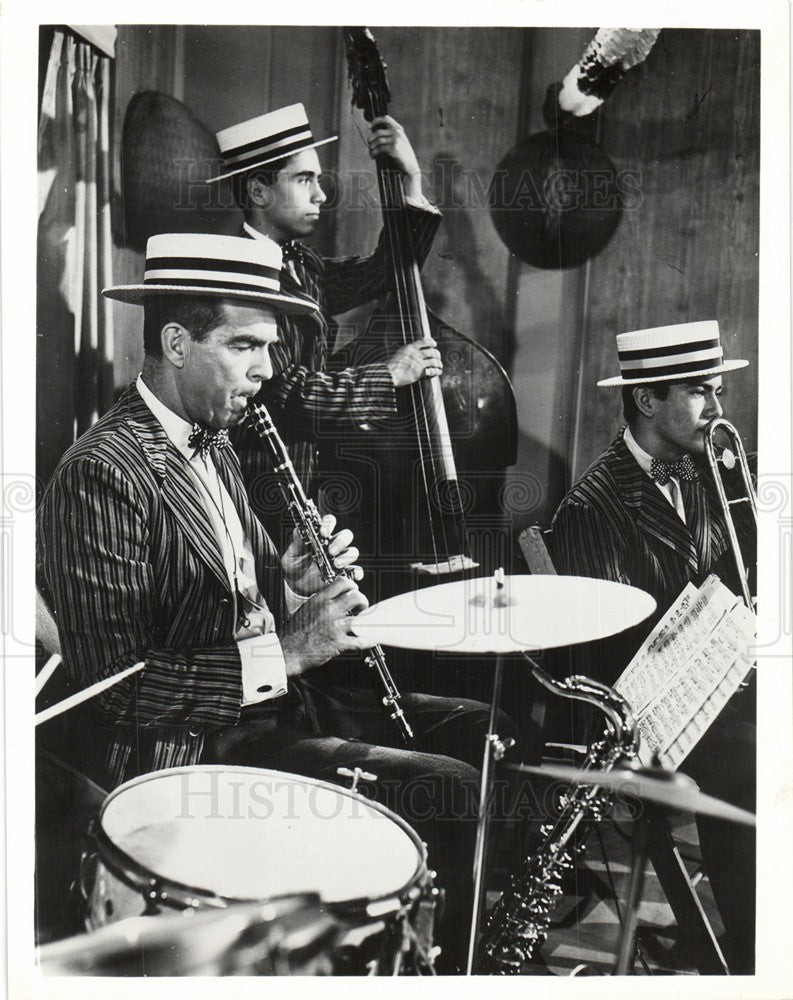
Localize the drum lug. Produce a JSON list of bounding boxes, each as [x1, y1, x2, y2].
[[336, 766, 378, 794], [143, 878, 165, 914], [75, 849, 98, 902], [400, 893, 441, 975]]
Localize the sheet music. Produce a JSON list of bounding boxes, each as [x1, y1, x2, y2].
[[615, 575, 755, 769]]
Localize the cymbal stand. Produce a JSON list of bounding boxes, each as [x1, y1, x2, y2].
[[614, 793, 729, 975], [614, 804, 649, 975], [465, 650, 515, 975], [617, 795, 729, 976]]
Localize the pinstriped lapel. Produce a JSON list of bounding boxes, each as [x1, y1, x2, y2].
[[122, 384, 231, 593], [682, 474, 729, 573], [608, 435, 699, 574], [161, 450, 231, 591]]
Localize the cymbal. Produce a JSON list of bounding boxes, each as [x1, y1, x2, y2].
[[37, 895, 336, 975], [350, 575, 656, 653], [509, 762, 756, 826]]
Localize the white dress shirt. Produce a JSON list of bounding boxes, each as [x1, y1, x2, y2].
[[623, 425, 686, 523], [136, 375, 291, 704]]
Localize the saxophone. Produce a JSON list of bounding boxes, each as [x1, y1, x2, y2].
[[480, 660, 639, 973], [246, 401, 414, 742]]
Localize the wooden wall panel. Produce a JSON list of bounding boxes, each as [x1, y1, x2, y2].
[[506, 27, 593, 529], [111, 25, 179, 388], [572, 29, 760, 479], [333, 26, 525, 363]]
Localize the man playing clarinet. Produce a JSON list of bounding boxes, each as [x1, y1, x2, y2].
[[37, 232, 513, 973]]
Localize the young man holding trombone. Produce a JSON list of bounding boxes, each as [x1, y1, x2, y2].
[[551, 320, 756, 973]]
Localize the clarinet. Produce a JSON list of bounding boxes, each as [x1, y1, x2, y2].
[[246, 401, 414, 742]]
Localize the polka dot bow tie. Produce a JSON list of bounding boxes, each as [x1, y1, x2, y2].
[[650, 454, 698, 485], [188, 424, 229, 459], [279, 240, 307, 267]]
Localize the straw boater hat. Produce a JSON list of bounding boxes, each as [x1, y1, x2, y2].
[[206, 103, 338, 184], [597, 321, 749, 387], [102, 232, 317, 314]]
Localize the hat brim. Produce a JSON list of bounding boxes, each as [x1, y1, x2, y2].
[[206, 135, 338, 183], [597, 359, 749, 387], [102, 283, 318, 314]]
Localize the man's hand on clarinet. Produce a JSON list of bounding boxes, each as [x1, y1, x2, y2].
[[280, 576, 369, 676], [386, 337, 444, 387], [281, 513, 363, 597]]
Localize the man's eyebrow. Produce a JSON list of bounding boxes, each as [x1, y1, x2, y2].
[[228, 332, 272, 346]]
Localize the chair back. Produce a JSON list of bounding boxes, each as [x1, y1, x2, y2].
[[36, 589, 61, 657], [518, 525, 556, 575]]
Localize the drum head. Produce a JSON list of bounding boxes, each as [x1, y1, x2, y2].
[[99, 767, 424, 906]]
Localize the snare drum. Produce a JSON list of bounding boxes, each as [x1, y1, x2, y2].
[[85, 766, 435, 973]]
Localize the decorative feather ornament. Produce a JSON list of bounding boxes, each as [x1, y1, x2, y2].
[[558, 28, 661, 117]]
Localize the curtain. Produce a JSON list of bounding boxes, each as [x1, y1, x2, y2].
[[37, 29, 114, 487]]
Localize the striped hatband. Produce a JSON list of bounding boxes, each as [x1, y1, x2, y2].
[[597, 321, 748, 386], [102, 233, 317, 313], [207, 103, 338, 183]]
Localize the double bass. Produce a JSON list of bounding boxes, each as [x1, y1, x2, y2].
[[322, 28, 518, 610]]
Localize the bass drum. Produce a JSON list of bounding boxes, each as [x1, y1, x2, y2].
[[84, 766, 436, 974]]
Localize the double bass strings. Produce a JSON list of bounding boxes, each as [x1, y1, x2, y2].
[[378, 161, 472, 572], [377, 162, 445, 569]]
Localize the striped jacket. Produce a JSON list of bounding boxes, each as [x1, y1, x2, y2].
[[551, 430, 753, 621], [232, 205, 442, 522], [37, 382, 287, 786]]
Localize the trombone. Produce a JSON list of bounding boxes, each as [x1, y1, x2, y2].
[[703, 417, 757, 608]]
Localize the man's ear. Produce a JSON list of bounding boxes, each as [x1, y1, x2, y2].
[[247, 172, 272, 209], [632, 384, 657, 419], [160, 322, 189, 368]]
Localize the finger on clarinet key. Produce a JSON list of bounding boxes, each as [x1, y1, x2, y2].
[[327, 528, 354, 558], [319, 513, 337, 538]]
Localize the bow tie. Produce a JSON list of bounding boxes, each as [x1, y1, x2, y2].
[[650, 454, 698, 485], [188, 424, 229, 459], [279, 240, 306, 268]]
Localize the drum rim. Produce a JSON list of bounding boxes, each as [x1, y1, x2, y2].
[[95, 765, 429, 912]]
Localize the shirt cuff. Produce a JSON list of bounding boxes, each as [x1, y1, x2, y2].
[[284, 581, 309, 615], [238, 632, 288, 705]]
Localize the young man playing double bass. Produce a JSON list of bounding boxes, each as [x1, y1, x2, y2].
[[206, 102, 444, 545]]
